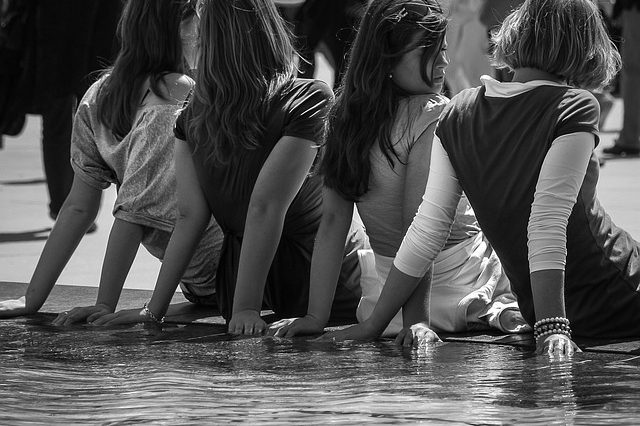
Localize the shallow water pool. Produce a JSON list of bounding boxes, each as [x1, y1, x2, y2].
[[1, 317, 640, 424]]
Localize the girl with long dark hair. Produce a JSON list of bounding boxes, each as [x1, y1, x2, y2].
[[270, 0, 528, 341], [95, 0, 365, 332], [327, 0, 640, 357], [0, 0, 223, 321]]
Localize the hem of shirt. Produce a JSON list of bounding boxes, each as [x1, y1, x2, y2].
[[393, 255, 431, 278], [281, 131, 321, 145], [113, 210, 175, 234], [71, 162, 112, 191], [528, 263, 565, 273], [554, 125, 600, 147]]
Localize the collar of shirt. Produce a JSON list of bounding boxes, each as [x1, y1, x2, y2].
[[480, 75, 568, 98]]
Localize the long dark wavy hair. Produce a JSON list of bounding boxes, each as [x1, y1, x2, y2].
[[185, 0, 297, 166], [96, 0, 191, 140], [321, 0, 446, 202]]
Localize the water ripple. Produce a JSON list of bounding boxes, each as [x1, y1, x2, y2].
[[1, 322, 640, 424]]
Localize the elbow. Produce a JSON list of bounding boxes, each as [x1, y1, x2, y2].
[[176, 206, 210, 229], [59, 201, 99, 222], [246, 199, 284, 223], [318, 209, 350, 237]]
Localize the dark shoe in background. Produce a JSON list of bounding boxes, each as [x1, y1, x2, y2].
[[602, 144, 640, 157]]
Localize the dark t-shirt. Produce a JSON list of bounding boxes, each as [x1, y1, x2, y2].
[[175, 79, 331, 236], [174, 79, 362, 320], [436, 85, 640, 338]]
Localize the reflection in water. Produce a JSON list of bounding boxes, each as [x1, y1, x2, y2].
[[1, 319, 640, 424]]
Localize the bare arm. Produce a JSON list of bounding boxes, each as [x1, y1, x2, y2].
[[362, 265, 425, 336], [17, 176, 100, 315], [323, 136, 460, 341], [399, 122, 437, 326], [402, 122, 436, 232], [94, 219, 144, 310], [307, 189, 354, 325], [98, 74, 194, 315], [147, 140, 211, 318], [229, 136, 317, 335], [53, 218, 144, 325], [90, 139, 211, 326], [269, 188, 353, 337]]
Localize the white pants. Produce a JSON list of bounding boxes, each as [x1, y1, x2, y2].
[[356, 232, 529, 337]]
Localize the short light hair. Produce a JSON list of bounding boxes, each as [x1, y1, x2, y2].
[[491, 0, 621, 90]]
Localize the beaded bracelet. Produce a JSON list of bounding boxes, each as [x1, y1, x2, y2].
[[533, 323, 571, 338], [535, 327, 571, 339], [142, 302, 165, 324], [533, 316, 570, 330], [533, 316, 571, 342]]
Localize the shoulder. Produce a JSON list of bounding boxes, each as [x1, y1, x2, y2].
[[74, 76, 108, 128], [289, 78, 334, 102], [159, 73, 195, 105], [438, 87, 482, 121], [81, 75, 109, 107], [396, 94, 449, 141], [555, 88, 599, 122], [280, 78, 334, 120], [278, 79, 334, 141], [557, 88, 598, 108], [412, 93, 449, 118], [553, 87, 599, 140], [448, 87, 482, 108]]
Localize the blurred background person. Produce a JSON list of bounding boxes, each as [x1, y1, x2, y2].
[[440, 0, 492, 96], [0, 0, 122, 225], [479, 0, 523, 83], [603, 0, 640, 156], [276, 0, 368, 88]]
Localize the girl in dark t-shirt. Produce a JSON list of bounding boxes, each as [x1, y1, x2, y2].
[[269, 0, 528, 341], [325, 0, 640, 357], [93, 0, 365, 332]]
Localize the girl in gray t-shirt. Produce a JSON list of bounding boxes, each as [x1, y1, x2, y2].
[[0, 0, 222, 322]]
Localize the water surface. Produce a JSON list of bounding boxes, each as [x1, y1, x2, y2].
[[1, 317, 639, 424]]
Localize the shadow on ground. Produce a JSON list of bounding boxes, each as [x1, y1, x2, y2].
[[0, 228, 51, 243], [0, 178, 46, 185]]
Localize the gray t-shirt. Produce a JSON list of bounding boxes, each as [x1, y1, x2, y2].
[[70, 77, 222, 296], [357, 94, 479, 258]]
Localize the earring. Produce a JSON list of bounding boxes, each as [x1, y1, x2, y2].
[[388, 73, 393, 79]]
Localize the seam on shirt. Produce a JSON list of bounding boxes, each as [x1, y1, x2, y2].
[[71, 160, 112, 191], [113, 209, 174, 233]]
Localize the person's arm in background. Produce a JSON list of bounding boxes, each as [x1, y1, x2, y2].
[[322, 136, 460, 343], [528, 132, 594, 356], [92, 139, 212, 325], [268, 187, 354, 337], [229, 135, 318, 335], [0, 176, 102, 318]]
